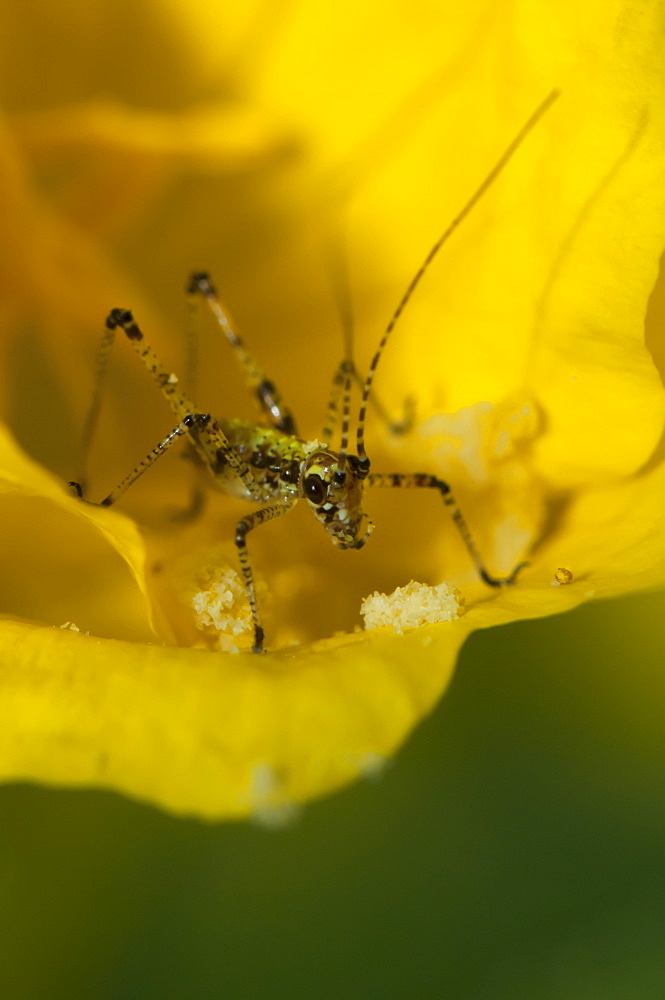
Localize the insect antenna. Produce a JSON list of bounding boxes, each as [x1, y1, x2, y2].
[[355, 89, 560, 475], [324, 235, 357, 472], [337, 360, 353, 472]]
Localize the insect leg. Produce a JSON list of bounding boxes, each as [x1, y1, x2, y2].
[[106, 308, 262, 500], [187, 272, 297, 435], [235, 500, 297, 653], [70, 413, 211, 506], [367, 472, 528, 586]]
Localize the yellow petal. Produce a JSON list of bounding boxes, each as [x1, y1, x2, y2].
[[0, 424, 156, 642], [13, 101, 293, 239], [16, 102, 290, 168], [0, 620, 466, 820]]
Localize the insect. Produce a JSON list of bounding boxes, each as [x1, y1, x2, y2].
[[71, 91, 557, 652]]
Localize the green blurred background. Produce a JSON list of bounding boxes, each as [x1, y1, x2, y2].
[[1, 589, 663, 999]]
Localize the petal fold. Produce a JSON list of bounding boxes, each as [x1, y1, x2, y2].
[[0, 621, 467, 820]]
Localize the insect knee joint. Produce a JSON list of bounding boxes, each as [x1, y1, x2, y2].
[[235, 522, 249, 548], [106, 308, 142, 341], [183, 413, 211, 430], [186, 271, 215, 296]]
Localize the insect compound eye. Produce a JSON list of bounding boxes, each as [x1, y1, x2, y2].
[[303, 474, 327, 505]]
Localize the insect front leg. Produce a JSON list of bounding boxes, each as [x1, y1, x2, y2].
[[367, 472, 528, 587], [235, 500, 297, 653], [69, 413, 212, 506]]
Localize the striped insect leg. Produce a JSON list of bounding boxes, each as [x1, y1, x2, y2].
[[70, 414, 211, 506], [235, 500, 297, 652], [187, 272, 297, 435], [106, 308, 262, 499], [367, 472, 528, 586]]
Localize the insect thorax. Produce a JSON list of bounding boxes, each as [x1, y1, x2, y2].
[[207, 419, 307, 501]]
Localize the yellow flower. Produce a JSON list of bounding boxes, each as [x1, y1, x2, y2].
[[0, 0, 664, 820]]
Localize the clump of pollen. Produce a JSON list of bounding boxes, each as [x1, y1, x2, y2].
[[187, 563, 253, 653], [361, 580, 465, 633], [164, 545, 466, 648], [154, 542, 259, 653]]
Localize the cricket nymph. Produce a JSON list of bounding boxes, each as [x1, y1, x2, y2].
[[71, 94, 557, 651]]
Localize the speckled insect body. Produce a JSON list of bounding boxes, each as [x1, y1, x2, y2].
[[204, 418, 367, 546]]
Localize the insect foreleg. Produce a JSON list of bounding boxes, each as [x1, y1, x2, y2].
[[235, 500, 297, 653], [187, 272, 297, 435], [367, 472, 528, 587]]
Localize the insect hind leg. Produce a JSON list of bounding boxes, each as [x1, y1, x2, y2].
[[187, 272, 297, 435], [367, 472, 528, 586], [106, 307, 261, 498]]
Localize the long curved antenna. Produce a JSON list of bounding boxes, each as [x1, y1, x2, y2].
[[323, 235, 356, 469], [355, 88, 560, 473]]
